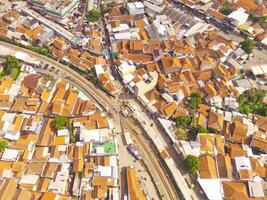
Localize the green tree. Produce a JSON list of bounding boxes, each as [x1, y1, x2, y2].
[[239, 89, 267, 116], [11, 67, 21, 80], [188, 92, 202, 109], [219, 1, 235, 15], [175, 116, 192, 127], [184, 155, 199, 174], [188, 126, 208, 140], [1, 55, 21, 80], [241, 38, 256, 54], [87, 9, 101, 22], [54, 116, 69, 130], [0, 140, 8, 153], [251, 15, 267, 26]]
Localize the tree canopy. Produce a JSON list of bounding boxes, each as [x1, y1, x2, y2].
[[188, 92, 202, 109], [219, 1, 235, 15], [1, 55, 21, 80], [188, 126, 208, 140], [184, 155, 199, 174], [0, 140, 8, 153], [239, 89, 267, 116], [175, 116, 192, 127], [241, 38, 256, 54], [54, 116, 69, 130], [87, 9, 101, 22]]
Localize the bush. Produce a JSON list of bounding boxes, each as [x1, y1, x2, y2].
[[0, 140, 8, 153], [251, 15, 266, 26], [219, 1, 234, 15], [1, 55, 21, 80], [11, 67, 21, 80], [241, 38, 256, 54], [176, 127, 188, 141], [239, 89, 267, 116], [175, 116, 192, 127], [188, 126, 208, 141], [87, 9, 101, 22], [101, 2, 115, 14], [184, 155, 199, 174], [188, 92, 202, 109], [54, 116, 69, 130]]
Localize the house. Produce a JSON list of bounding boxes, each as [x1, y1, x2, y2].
[[127, 2, 145, 15], [234, 157, 253, 180], [199, 155, 218, 179], [161, 56, 182, 74], [127, 166, 146, 200], [198, 134, 225, 155], [228, 8, 249, 27], [231, 121, 248, 143], [217, 155, 232, 178], [207, 112, 224, 132], [222, 181, 249, 199], [250, 131, 267, 153]]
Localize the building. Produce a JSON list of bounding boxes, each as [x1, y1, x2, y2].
[[28, 0, 80, 19], [127, 2, 145, 15], [126, 166, 146, 200]]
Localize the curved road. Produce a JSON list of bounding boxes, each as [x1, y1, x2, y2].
[[0, 41, 180, 200]]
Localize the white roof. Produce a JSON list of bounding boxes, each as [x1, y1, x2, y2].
[[158, 118, 176, 143], [57, 129, 69, 136], [112, 24, 129, 33], [96, 146, 105, 154], [79, 128, 110, 142], [251, 66, 264, 75], [19, 174, 39, 184], [228, 8, 249, 25], [99, 165, 113, 177], [248, 181, 265, 197], [114, 32, 131, 40], [235, 156, 252, 172], [134, 2, 144, 9], [198, 179, 223, 200], [123, 74, 134, 85], [94, 64, 104, 76], [1, 148, 19, 161]]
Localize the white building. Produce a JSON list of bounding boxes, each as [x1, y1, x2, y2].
[[118, 61, 136, 78], [144, 0, 163, 16], [228, 8, 249, 27], [127, 2, 145, 15], [151, 15, 175, 39]]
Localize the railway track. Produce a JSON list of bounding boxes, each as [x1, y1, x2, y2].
[[121, 117, 179, 200]]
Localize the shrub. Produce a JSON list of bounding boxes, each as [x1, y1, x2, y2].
[[184, 155, 199, 174]]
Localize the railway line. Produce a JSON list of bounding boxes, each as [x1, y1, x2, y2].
[[121, 117, 179, 200]]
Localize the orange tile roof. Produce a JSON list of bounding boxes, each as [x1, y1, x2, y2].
[[222, 181, 248, 200], [208, 112, 224, 132], [199, 155, 218, 179], [127, 167, 146, 200], [217, 155, 232, 178], [160, 102, 178, 118]]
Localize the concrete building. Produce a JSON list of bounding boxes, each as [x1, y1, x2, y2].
[[28, 0, 80, 19], [127, 2, 145, 15], [134, 71, 158, 95]]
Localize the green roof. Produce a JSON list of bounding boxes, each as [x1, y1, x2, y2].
[[92, 142, 116, 154]]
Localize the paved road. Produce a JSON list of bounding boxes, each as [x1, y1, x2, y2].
[[0, 41, 180, 200]]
